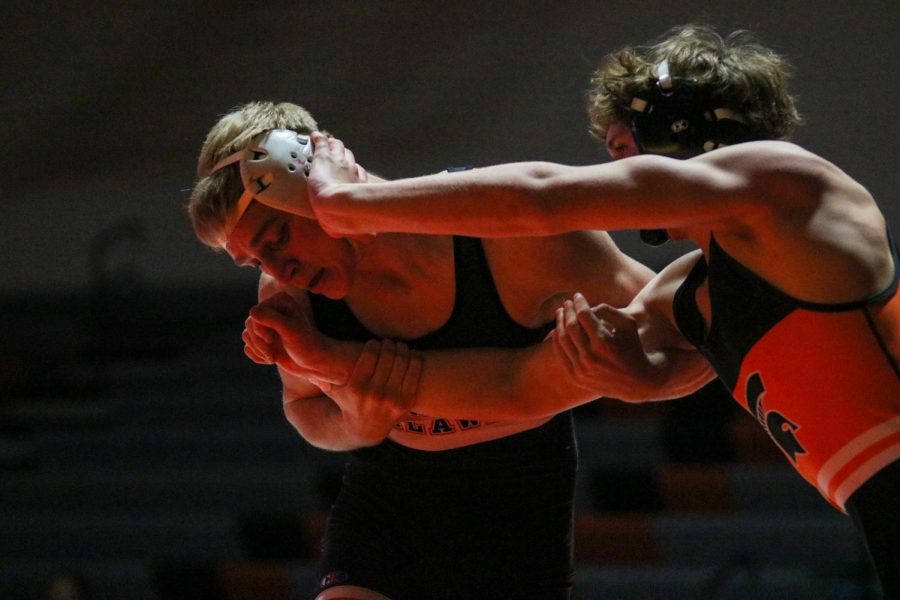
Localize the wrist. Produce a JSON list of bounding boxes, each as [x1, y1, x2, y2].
[[320, 337, 358, 386]]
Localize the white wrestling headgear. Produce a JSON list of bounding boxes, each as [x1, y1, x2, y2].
[[209, 129, 314, 243]]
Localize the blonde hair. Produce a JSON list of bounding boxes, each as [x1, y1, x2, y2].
[[587, 24, 802, 142], [187, 101, 319, 248]]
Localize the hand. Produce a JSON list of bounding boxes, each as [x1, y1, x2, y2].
[[552, 293, 658, 401], [307, 131, 373, 238], [331, 339, 423, 446], [245, 292, 347, 384]]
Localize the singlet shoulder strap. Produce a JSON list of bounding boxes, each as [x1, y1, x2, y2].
[[672, 253, 709, 346]]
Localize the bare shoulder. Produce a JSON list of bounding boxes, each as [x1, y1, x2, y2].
[[703, 140, 823, 167], [703, 141, 850, 189]]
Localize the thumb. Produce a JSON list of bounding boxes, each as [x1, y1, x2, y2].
[[594, 304, 631, 328], [250, 302, 294, 333]]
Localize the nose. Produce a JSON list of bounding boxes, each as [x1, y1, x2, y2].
[[605, 122, 639, 161], [258, 256, 295, 286]]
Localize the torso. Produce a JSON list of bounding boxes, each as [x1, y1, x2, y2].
[[689, 141, 894, 304], [341, 229, 647, 336], [310, 235, 560, 450], [672, 233, 900, 511]]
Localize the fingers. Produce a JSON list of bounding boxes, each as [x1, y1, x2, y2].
[[344, 145, 356, 169], [384, 340, 410, 394], [249, 302, 290, 332], [554, 306, 580, 372], [401, 349, 423, 406], [571, 293, 614, 345], [310, 131, 357, 172], [243, 316, 278, 364], [243, 339, 270, 364], [311, 131, 338, 160], [552, 320, 579, 380], [249, 292, 305, 336], [348, 339, 382, 386], [370, 339, 398, 395], [562, 296, 593, 350], [343, 339, 417, 411], [246, 315, 274, 345], [553, 293, 610, 381], [593, 303, 635, 335]]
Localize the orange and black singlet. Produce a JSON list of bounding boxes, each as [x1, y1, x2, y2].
[[673, 234, 900, 511]]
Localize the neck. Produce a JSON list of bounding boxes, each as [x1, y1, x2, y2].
[[348, 233, 454, 297]]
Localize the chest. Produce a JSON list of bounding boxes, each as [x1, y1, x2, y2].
[[338, 238, 552, 340]]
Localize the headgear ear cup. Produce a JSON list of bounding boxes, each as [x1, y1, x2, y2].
[[629, 60, 753, 159], [240, 129, 315, 217], [209, 129, 315, 243]]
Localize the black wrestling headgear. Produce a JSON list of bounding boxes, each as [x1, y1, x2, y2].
[[630, 60, 753, 245]]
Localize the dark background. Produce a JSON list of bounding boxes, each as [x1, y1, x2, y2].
[[4, 1, 898, 298], [2, 3, 898, 599]]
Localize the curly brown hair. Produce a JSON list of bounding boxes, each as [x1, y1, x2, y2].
[[187, 101, 319, 248], [586, 24, 802, 143]]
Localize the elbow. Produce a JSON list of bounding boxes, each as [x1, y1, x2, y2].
[[282, 394, 331, 450], [513, 164, 570, 236], [282, 398, 314, 442]]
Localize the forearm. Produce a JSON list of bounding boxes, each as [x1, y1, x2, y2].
[[282, 393, 360, 451], [317, 154, 753, 238], [411, 339, 601, 420], [279, 369, 379, 451], [320, 162, 568, 237], [638, 348, 717, 401]]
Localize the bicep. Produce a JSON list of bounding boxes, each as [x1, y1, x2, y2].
[[494, 231, 655, 322], [625, 253, 699, 351], [540, 151, 766, 234], [626, 259, 717, 396]]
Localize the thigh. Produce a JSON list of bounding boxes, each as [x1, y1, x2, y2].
[[845, 459, 900, 599]]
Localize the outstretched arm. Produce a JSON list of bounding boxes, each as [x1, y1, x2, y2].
[[245, 286, 601, 423], [247, 283, 708, 425], [392, 250, 713, 418], [307, 133, 817, 238]]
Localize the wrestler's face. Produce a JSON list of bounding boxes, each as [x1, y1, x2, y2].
[[606, 121, 680, 244], [605, 121, 640, 161], [224, 200, 356, 299]]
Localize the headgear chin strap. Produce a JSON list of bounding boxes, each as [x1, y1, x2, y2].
[[630, 60, 753, 246], [209, 129, 314, 243]]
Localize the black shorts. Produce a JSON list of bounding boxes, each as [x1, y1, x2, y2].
[[845, 458, 900, 599], [317, 412, 577, 600]]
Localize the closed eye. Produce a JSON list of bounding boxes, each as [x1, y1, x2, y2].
[[266, 223, 289, 253]]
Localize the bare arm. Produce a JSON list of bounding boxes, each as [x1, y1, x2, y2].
[[308, 134, 816, 238], [251, 286, 706, 424], [551, 252, 716, 402], [246, 277, 416, 452], [409, 268, 714, 419], [277, 342, 420, 451], [247, 287, 603, 423]]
